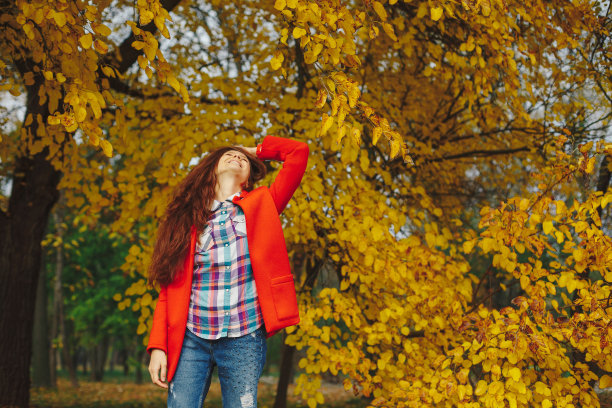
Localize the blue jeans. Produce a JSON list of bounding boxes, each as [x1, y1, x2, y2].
[[167, 326, 267, 408]]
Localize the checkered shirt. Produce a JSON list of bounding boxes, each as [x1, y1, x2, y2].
[[186, 193, 263, 339]]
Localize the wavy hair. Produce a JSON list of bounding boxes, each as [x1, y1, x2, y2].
[[148, 146, 266, 287]]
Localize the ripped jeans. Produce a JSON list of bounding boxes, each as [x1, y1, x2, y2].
[[167, 326, 267, 408]]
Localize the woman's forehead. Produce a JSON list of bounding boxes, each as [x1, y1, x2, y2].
[[225, 149, 246, 156]]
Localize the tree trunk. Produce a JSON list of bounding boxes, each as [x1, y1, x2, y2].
[[135, 349, 147, 384], [273, 338, 296, 408], [0, 73, 62, 406], [0, 0, 183, 403], [32, 260, 51, 388], [63, 317, 79, 387], [89, 337, 109, 382], [122, 347, 130, 377]]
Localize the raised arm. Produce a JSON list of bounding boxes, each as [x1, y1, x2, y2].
[[255, 136, 309, 214]]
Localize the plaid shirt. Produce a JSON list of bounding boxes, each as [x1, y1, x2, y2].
[[186, 192, 263, 339]]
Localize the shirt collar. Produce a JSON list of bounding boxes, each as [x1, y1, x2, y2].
[[210, 191, 241, 211]]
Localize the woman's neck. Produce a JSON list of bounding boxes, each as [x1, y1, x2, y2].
[[215, 173, 243, 202]]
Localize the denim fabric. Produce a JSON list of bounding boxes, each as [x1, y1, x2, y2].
[[167, 327, 267, 408]]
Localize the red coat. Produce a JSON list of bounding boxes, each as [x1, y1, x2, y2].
[[147, 136, 309, 382]]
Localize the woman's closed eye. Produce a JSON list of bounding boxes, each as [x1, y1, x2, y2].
[[225, 152, 248, 162]]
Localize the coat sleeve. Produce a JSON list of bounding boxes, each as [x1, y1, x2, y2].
[[146, 285, 168, 355], [256, 136, 309, 214]]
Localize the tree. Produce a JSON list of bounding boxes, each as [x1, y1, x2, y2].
[[0, 0, 182, 405], [1, 0, 610, 407]]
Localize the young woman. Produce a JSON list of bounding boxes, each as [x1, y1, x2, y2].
[[146, 136, 309, 407]]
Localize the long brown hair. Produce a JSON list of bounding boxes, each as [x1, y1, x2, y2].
[[148, 146, 266, 287]]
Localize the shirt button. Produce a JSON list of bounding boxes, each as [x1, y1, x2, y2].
[[226, 266, 230, 270], [224, 243, 229, 247], [226, 289, 230, 292], [225, 312, 229, 316], [220, 221, 225, 225]]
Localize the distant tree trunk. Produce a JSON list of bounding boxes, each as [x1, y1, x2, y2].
[[122, 347, 130, 376], [32, 260, 51, 388], [135, 349, 147, 384], [81, 348, 88, 376], [109, 346, 115, 373], [51, 202, 79, 388], [90, 337, 109, 381], [273, 337, 296, 408]]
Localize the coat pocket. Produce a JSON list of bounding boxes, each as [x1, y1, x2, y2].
[[270, 275, 299, 321]]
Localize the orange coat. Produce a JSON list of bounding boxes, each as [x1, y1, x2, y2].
[[147, 136, 309, 382]]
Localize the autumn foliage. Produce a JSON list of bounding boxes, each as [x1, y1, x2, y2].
[[1, 0, 611, 407]]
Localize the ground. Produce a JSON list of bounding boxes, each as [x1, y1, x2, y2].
[[30, 376, 368, 408]]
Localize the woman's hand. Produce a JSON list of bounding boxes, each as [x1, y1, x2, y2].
[[148, 349, 169, 389], [242, 146, 257, 156]]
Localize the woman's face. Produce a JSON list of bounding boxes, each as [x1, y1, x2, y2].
[[216, 149, 251, 185]]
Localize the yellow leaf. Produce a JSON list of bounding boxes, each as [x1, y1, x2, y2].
[[140, 293, 153, 306], [474, 380, 487, 396], [167, 76, 181, 92], [274, 0, 286, 10], [337, 124, 347, 144], [373, 1, 388, 21], [79, 33, 93, 49], [314, 89, 327, 108], [463, 240, 475, 254], [351, 127, 361, 145], [390, 139, 400, 158], [140, 10, 154, 25], [382, 23, 397, 41], [101, 66, 115, 77], [348, 84, 360, 108], [43, 71, 53, 81], [293, 27, 307, 39], [542, 399, 552, 408], [53, 11, 66, 27], [287, 0, 298, 8], [372, 126, 382, 145], [431, 6, 443, 21], [270, 50, 284, 70], [508, 367, 521, 381], [600, 375, 612, 389], [543, 220, 553, 234], [100, 139, 113, 157], [76, 106, 87, 122], [94, 24, 111, 36], [94, 40, 108, 53], [320, 113, 334, 136]]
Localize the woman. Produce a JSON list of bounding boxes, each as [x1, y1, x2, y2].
[[147, 136, 309, 407]]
